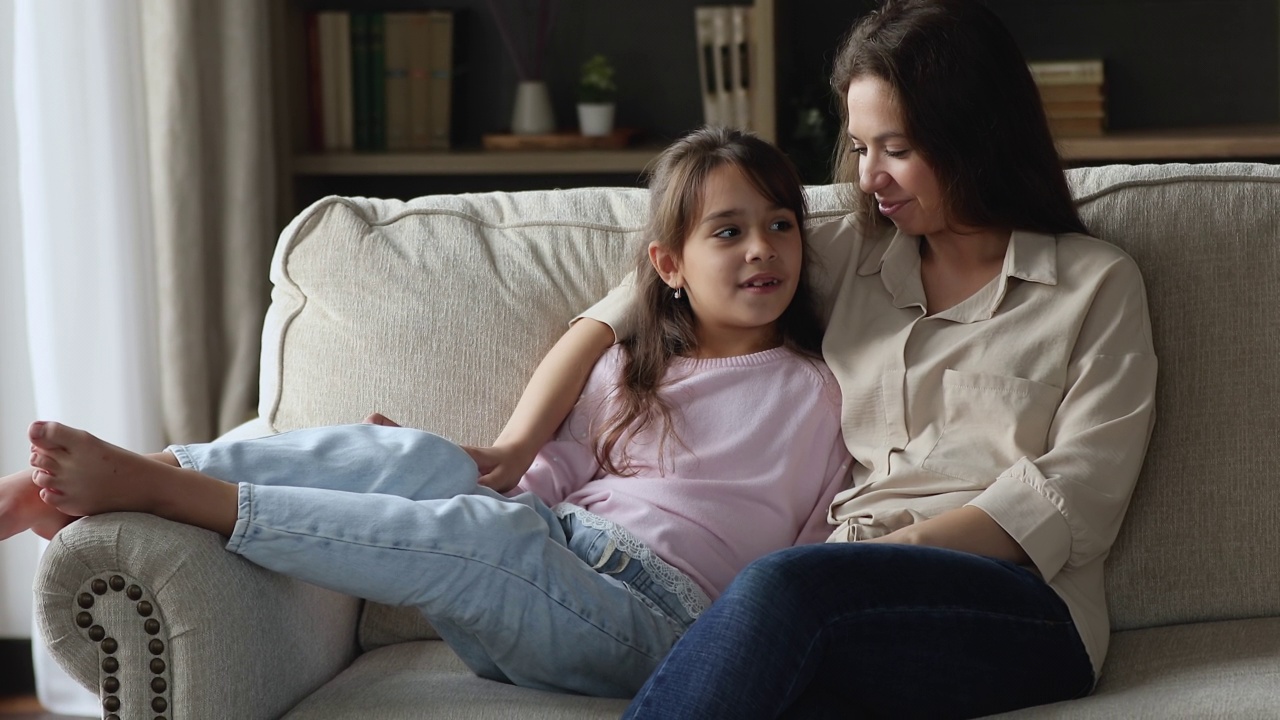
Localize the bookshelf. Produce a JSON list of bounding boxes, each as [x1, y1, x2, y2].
[[273, 0, 1280, 224], [273, 0, 776, 216]]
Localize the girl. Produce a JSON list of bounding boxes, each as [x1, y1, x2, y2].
[[486, 1, 1158, 717], [0, 127, 851, 699]]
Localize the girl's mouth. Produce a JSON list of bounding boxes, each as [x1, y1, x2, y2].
[[740, 277, 783, 293]]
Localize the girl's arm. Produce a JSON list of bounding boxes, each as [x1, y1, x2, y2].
[[467, 318, 615, 492]]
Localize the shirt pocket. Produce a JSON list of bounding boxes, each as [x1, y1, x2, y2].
[[921, 369, 1062, 484]]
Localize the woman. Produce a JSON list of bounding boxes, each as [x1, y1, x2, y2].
[[477, 0, 1157, 717]]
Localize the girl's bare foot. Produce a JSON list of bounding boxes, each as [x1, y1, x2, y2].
[[28, 421, 238, 535], [0, 469, 76, 540], [363, 412, 401, 427]]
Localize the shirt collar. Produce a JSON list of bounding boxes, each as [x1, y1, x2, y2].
[[856, 228, 1059, 322]]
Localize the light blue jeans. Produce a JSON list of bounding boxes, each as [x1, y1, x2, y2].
[[168, 423, 699, 698]]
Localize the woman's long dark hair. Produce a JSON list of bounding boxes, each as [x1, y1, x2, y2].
[[830, 0, 1088, 237], [594, 126, 825, 476]]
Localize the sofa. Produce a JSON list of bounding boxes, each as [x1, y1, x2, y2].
[[34, 162, 1280, 719]]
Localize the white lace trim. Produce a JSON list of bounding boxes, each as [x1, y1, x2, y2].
[[554, 503, 710, 620]]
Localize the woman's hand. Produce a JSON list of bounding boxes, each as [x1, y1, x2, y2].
[[864, 506, 1031, 566], [461, 443, 537, 494], [363, 412, 401, 427]]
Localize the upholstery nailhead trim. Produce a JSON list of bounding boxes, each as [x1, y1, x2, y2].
[[75, 574, 171, 720]]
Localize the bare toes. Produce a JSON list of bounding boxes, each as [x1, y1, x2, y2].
[[31, 452, 59, 475], [32, 420, 91, 452], [31, 469, 57, 490]]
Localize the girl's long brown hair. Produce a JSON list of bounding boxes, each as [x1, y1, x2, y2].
[[593, 126, 825, 476]]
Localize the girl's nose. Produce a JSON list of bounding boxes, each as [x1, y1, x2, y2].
[[746, 232, 779, 262]]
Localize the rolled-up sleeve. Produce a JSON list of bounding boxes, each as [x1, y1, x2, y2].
[[573, 272, 639, 342], [967, 254, 1158, 583]]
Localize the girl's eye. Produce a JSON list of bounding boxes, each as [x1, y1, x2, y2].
[[850, 145, 867, 156], [770, 219, 794, 232], [885, 149, 910, 159], [713, 227, 740, 239]]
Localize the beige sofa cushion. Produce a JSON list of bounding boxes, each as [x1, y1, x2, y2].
[[260, 165, 1280, 652], [1067, 164, 1280, 632], [261, 186, 852, 649]]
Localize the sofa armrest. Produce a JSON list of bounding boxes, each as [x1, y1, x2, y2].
[[36, 512, 362, 720]]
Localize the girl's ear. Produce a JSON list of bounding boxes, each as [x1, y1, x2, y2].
[[648, 241, 682, 290]]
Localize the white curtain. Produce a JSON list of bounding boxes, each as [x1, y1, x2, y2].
[[3, 0, 274, 711], [6, 0, 163, 714]]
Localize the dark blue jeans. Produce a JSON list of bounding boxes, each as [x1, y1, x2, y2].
[[623, 543, 1095, 719]]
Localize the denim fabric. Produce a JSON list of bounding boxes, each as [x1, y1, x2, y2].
[[624, 542, 1095, 720], [170, 424, 693, 698]]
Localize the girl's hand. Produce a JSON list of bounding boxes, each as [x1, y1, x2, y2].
[[462, 443, 536, 494], [363, 412, 401, 427]]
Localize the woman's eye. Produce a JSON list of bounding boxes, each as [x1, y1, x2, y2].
[[885, 149, 909, 158], [850, 146, 868, 156]]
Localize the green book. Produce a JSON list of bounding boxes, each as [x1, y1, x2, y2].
[[368, 13, 386, 151], [350, 12, 370, 151]]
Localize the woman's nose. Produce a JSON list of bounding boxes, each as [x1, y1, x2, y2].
[[858, 156, 888, 194]]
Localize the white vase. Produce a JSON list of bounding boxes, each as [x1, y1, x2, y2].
[[577, 102, 616, 137], [511, 81, 555, 135]]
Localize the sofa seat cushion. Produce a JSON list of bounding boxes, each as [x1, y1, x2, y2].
[[990, 616, 1280, 718], [280, 641, 628, 719]]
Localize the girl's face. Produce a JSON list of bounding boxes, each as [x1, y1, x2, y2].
[[652, 163, 802, 358], [845, 76, 948, 239]]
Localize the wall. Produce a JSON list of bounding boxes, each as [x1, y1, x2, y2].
[[776, 0, 1280, 180]]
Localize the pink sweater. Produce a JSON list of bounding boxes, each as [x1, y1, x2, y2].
[[517, 346, 851, 600]]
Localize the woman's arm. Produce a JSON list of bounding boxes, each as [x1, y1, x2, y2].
[[864, 506, 1030, 564], [466, 319, 614, 492]]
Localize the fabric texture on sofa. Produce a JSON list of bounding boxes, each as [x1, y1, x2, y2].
[[35, 163, 1280, 719]]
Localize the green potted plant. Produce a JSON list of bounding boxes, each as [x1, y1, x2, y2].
[[577, 54, 617, 137]]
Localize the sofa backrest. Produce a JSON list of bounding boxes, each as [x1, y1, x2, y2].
[[1067, 163, 1280, 631], [262, 164, 1280, 649]]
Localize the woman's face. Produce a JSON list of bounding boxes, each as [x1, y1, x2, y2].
[[845, 77, 948, 238]]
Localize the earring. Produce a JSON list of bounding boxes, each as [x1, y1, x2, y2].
[[674, 287, 682, 299]]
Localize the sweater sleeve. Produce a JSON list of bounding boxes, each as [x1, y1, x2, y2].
[[515, 348, 624, 504], [966, 252, 1158, 583], [795, 433, 852, 546]]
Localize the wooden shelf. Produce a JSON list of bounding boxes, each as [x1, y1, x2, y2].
[[1058, 125, 1280, 161], [292, 148, 664, 176]]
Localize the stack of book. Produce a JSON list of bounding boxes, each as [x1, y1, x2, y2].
[[1029, 60, 1106, 137], [307, 10, 457, 152], [693, 5, 756, 131]]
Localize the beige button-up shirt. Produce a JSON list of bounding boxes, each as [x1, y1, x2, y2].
[[582, 213, 1158, 676]]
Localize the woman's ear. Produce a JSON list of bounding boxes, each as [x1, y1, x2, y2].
[[648, 242, 682, 290]]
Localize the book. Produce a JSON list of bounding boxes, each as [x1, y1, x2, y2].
[[1037, 83, 1105, 104], [333, 11, 354, 150], [1048, 115, 1105, 137], [711, 7, 733, 128], [694, 7, 720, 126], [407, 13, 432, 150], [304, 12, 325, 151], [368, 13, 386, 151], [426, 11, 454, 150], [383, 13, 412, 151], [351, 12, 370, 151], [729, 6, 751, 130], [1042, 99, 1106, 119], [1028, 60, 1104, 86], [316, 11, 350, 151]]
